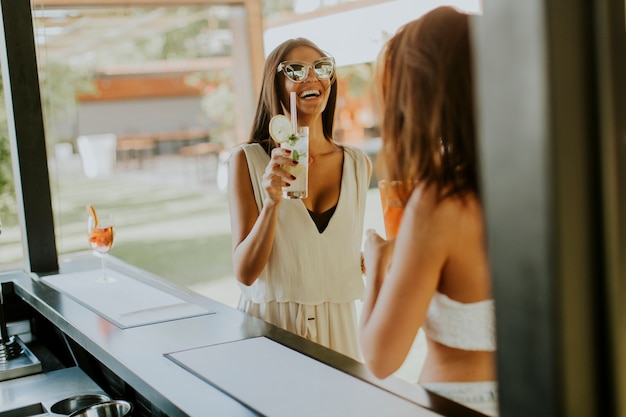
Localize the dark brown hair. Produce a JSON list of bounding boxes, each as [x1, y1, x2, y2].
[[377, 6, 477, 203], [248, 38, 338, 155]]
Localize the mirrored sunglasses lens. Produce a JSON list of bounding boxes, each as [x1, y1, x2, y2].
[[313, 61, 334, 78], [285, 64, 306, 81]]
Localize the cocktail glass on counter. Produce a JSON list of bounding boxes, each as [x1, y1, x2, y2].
[[87, 208, 116, 283], [378, 180, 416, 239], [281, 126, 309, 199]]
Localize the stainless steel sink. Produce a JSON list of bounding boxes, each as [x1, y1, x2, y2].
[[50, 394, 110, 415]]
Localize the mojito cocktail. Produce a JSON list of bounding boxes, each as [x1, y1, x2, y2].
[[281, 126, 309, 199]]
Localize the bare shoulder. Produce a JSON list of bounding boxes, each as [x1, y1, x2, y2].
[[228, 146, 251, 176], [405, 185, 483, 240], [227, 145, 255, 194], [229, 145, 247, 166]]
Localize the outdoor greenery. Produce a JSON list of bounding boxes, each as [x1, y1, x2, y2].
[[190, 68, 236, 146], [38, 62, 97, 146], [343, 63, 375, 99], [48, 169, 233, 289], [262, 0, 295, 17], [0, 79, 16, 225], [0, 61, 95, 225]]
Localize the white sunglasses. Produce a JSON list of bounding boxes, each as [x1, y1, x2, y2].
[[277, 57, 335, 82]]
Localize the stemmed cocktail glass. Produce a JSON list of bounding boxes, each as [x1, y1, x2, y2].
[[87, 206, 115, 283]]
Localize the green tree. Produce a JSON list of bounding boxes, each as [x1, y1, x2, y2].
[[262, 0, 294, 17], [0, 75, 18, 224], [38, 62, 97, 146], [0, 60, 95, 223]]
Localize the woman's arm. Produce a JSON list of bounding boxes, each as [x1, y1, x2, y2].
[[227, 146, 295, 286], [360, 185, 454, 378]]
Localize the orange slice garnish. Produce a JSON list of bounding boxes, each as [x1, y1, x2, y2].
[[87, 204, 99, 227]]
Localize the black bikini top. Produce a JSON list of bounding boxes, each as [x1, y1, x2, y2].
[[307, 204, 337, 233]]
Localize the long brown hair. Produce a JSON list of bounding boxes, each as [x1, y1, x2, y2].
[[377, 7, 477, 203], [249, 38, 338, 155]]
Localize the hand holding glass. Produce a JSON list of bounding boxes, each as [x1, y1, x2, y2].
[[87, 213, 115, 283]]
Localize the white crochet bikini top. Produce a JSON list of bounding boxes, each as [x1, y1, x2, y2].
[[422, 291, 496, 351]]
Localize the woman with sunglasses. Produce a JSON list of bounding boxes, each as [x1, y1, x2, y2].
[[228, 38, 372, 360], [359, 7, 498, 416]]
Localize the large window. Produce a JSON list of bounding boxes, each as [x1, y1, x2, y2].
[[0, 77, 23, 271], [29, 3, 252, 307]]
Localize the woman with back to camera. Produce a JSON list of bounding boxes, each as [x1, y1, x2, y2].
[[228, 38, 371, 361], [359, 7, 498, 416]]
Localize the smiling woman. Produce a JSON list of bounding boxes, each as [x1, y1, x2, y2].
[[228, 36, 372, 361]]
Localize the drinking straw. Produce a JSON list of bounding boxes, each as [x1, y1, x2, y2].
[[87, 204, 99, 226], [290, 91, 297, 134]]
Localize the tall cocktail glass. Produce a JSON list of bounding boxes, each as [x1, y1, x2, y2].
[[378, 180, 415, 239], [281, 126, 309, 199]]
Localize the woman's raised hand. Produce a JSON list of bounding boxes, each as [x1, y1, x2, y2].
[[262, 147, 297, 204], [363, 229, 395, 283]]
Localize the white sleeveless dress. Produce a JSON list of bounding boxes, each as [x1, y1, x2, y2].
[[237, 143, 370, 360]]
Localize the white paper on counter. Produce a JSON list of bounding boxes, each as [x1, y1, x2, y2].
[[166, 336, 439, 417], [42, 269, 213, 328]]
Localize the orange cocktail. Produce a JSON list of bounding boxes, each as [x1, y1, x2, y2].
[[378, 180, 414, 239], [88, 225, 114, 253]]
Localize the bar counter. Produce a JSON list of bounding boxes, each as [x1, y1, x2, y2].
[[0, 252, 483, 417]]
